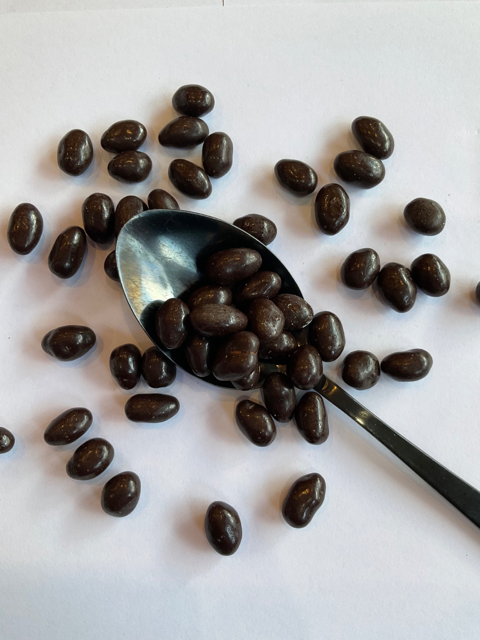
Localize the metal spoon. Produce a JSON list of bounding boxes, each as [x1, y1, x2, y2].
[[117, 208, 480, 529]]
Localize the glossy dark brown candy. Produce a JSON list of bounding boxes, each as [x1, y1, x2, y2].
[[202, 132, 233, 178], [44, 408, 92, 446], [172, 84, 215, 117], [8, 203, 44, 255], [352, 116, 394, 159], [476, 283, 480, 305], [342, 350, 380, 390], [66, 438, 114, 480], [187, 285, 232, 309], [142, 347, 176, 387], [205, 247, 262, 285], [159, 116, 209, 149], [42, 325, 96, 361], [101, 472, 141, 518], [104, 251, 119, 281], [295, 392, 329, 445], [0, 427, 15, 454], [233, 214, 277, 246], [125, 394, 180, 423], [110, 344, 142, 390], [411, 254, 450, 297], [101, 120, 147, 153], [262, 372, 296, 422], [381, 349, 433, 382], [315, 184, 350, 235], [403, 198, 445, 236], [115, 195, 147, 237], [81, 193, 115, 244], [273, 294, 313, 331], [48, 226, 87, 279], [287, 345, 323, 390], [334, 151, 385, 189], [235, 271, 282, 305], [155, 298, 189, 349], [168, 159, 212, 199], [190, 304, 247, 337], [108, 151, 152, 184], [185, 334, 212, 377], [212, 331, 259, 382], [282, 473, 326, 528], [147, 189, 179, 211], [258, 332, 297, 362], [248, 299, 285, 342], [235, 399, 276, 446], [308, 312, 345, 362], [341, 248, 380, 289], [378, 263, 417, 313], [205, 501, 242, 556], [57, 129, 93, 176], [274, 159, 317, 197], [232, 365, 261, 391]]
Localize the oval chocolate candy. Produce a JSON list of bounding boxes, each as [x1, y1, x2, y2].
[[212, 331, 259, 382], [262, 372, 296, 423], [159, 116, 209, 149], [341, 248, 380, 290], [381, 349, 433, 382], [190, 304, 248, 337], [334, 151, 385, 189], [235, 399, 276, 447], [142, 347, 176, 388], [42, 325, 96, 361], [125, 394, 180, 423], [205, 501, 242, 556], [378, 263, 417, 313], [101, 471, 141, 518], [282, 472, 326, 528], [274, 159, 317, 196], [172, 84, 215, 117], [342, 350, 380, 390], [403, 198, 445, 236], [101, 120, 147, 153], [315, 184, 350, 235], [8, 203, 44, 255], [44, 408, 93, 446], [308, 311, 345, 362], [110, 344, 142, 390], [295, 392, 328, 445], [352, 116, 394, 159], [168, 159, 212, 199], [155, 298, 190, 349], [57, 129, 93, 176], [66, 438, 114, 480], [273, 294, 313, 331], [147, 189, 179, 211], [48, 226, 87, 279], [411, 254, 450, 297], [108, 151, 152, 183], [205, 248, 262, 285], [202, 132, 233, 178], [233, 214, 277, 246], [287, 345, 323, 390]]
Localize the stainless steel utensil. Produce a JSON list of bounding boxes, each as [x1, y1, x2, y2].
[[117, 208, 480, 529]]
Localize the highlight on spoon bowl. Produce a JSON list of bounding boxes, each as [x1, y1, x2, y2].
[[116, 209, 303, 388]]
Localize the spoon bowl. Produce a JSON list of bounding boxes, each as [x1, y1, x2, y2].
[[116, 208, 302, 387]]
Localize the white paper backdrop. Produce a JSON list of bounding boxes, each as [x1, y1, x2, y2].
[[0, 3, 479, 639]]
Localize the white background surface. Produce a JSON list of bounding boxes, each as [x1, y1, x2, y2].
[[1, 3, 479, 639]]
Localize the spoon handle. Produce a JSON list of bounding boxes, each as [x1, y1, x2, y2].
[[318, 375, 480, 528]]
